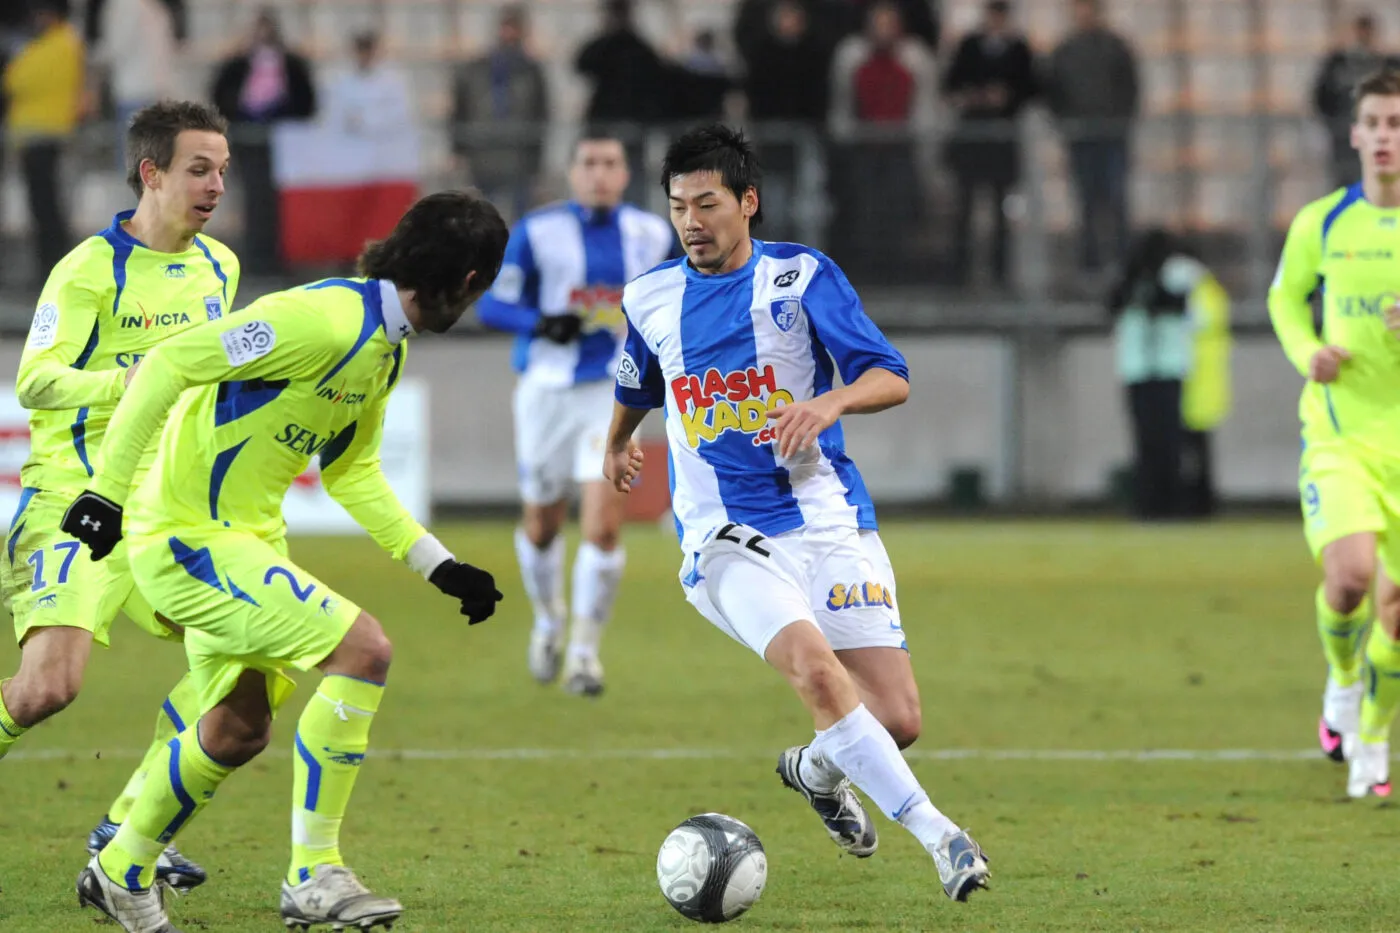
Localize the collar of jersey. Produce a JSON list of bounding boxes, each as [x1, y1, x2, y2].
[[568, 201, 618, 226], [378, 279, 414, 345], [682, 238, 764, 282], [102, 210, 205, 255]]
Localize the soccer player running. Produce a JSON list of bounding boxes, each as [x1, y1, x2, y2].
[[0, 100, 236, 892], [604, 125, 991, 901], [1270, 68, 1400, 798], [477, 132, 674, 696], [61, 191, 509, 933]]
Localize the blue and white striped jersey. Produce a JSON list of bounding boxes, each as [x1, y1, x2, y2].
[[477, 201, 675, 388], [616, 239, 909, 553]]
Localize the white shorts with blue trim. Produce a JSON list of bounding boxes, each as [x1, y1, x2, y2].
[[679, 523, 906, 658], [513, 377, 614, 505]]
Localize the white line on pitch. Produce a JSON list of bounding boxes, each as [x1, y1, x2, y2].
[[4, 747, 1325, 763]]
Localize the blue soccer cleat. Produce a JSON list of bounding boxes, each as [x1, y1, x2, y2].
[[776, 746, 878, 857], [929, 828, 990, 901], [88, 816, 207, 895]]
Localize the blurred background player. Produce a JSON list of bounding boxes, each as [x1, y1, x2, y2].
[[62, 191, 509, 933], [605, 125, 990, 902], [477, 131, 674, 697], [0, 99, 236, 894], [1268, 68, 1400, 798]]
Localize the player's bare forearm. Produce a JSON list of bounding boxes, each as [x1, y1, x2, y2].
[[606, 402, 649, 453], [827, 367, 910, 415], [15, 358, 126, 410]]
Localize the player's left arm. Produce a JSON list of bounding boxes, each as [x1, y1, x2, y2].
[[767, 258, 910, 458], [319, 360, 504, 624]]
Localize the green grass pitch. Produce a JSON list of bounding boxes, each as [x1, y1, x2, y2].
[[1, 519, 1395, 932]]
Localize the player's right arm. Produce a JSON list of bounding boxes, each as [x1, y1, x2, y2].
[[88, 302, 343, 506], [15, 260, 127, 411], [475, 222, 542, 335], [605, 313, 665, 492], [1268, 201, 1337, 380]]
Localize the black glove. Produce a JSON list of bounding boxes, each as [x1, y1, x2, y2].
[[533, 313, 583, 345], [60, 491, 123, 560], [428, 559, 504, 624]]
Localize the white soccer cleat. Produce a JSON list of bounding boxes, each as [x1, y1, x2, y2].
[[928, 828, 990, 902], [76, 855, 183, 933], [1319, 677, 1363, 763], [280, 865, 402, 931], [528, 628, 563, 684], [775, 746, 878, 857], [1346, 739, 1392, 799], [562, 652, 604, 697]]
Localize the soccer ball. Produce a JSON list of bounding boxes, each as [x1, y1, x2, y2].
[[656, 813, 767, 923]]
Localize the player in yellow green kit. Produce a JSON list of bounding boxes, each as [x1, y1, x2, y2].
[[62, 191, 509, 933], [1269, 69, 1400, 799], [0, 101, 237, 889]]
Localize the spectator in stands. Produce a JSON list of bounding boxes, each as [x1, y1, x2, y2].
[[941, 0, 1036, 289], [1314, 12, 1400, 189], [1045, 0, 1138, 276], [669, 30, 733, 122], [575, 0, 669, 202], [93, 0, 179, 169], [4, 0, 84, 281], [0, 3, 30, 284], [829, 0, 937, 281], [742, 0, 834, 241], [452, 5, 548, 223], [85, 0, 185, 46], [210, 7, 316, 276], [327, 33, 413, 142], [832, 0, 940, 52]]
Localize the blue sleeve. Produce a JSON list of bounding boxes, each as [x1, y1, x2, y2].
[[476, 222, 541, 335], [614, 310, 666, 409], [804, 257, 909, 384]]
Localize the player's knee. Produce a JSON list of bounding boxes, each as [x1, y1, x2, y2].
[[26, 677, 81, 723], [881, 702, 922, 749], [1326, 571, 1372, 614], [202, 715, 272, 766], [522, 508, 563, 549], [587, 527, 621, 552]]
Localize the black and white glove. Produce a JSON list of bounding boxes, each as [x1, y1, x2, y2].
[[61, 491, 123, 560], [429, 560, 504, 624], [533, 313, 583, 345]]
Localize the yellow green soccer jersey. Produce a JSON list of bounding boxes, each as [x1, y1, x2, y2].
[[16, 210, 239, 493], [1269, 184, 1400, 450], [91, 277, 426, 559]]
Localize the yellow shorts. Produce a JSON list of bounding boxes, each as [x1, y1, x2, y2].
[[1300, 435, 1400, 579], [127, 527, 361, 717], [1, 487, 179, 647]]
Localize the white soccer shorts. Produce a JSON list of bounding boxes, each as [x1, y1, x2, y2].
[[679, 523, 907, 658], [513, 378, 615, 505]]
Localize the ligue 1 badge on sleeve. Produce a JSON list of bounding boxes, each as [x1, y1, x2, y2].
[[770, 299, 801, 333], [204, 296, 223, 320]]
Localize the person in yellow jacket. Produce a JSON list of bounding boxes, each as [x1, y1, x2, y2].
[[1176, 250, 1232, 517], [3, 0, 85, 278]]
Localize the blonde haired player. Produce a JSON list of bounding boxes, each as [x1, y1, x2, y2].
[[1269, 68, 1400, 798]]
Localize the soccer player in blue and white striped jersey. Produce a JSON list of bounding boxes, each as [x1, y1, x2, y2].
[[477, 133, 674, 697], [604, 125, 990, 902]]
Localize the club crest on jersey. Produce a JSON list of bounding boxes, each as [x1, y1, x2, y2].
[[770, 299, 801, 333], [826, 582, 895, 612], [164, 263, 186, 279], [671, 364, 795, 448], [204, 296, 223, 320]]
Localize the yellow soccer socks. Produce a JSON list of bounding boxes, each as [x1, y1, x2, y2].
[[98, 727, 233, 890], [288, 675, 383, 884], [108, 674, 201, 823], [1361, 626, 1400, 744], [0, 680, 27, 761], [1317, 586, 1370, 686]]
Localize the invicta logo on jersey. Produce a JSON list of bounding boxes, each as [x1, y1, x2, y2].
[[122, 310, 191, 329], [316, 384, 368, 406], [671, 364, 795, 448]]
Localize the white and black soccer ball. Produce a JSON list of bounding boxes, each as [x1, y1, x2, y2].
[[656, 813, 767, 923]]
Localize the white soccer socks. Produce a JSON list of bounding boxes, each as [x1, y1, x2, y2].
[[514, 528, 565, 636], [569, 542, 625, 659]]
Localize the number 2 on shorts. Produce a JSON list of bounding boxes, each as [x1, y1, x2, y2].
[[716, 523, 771, 557], [264, 565, 317, 602]]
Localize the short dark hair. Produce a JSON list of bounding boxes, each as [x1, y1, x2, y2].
[[126, 100, 229, 200], [1353, 68, 1400, 119], [357, 190, 509, 314], [572, 129, 626, 161], [660, 124, 763, 228], [986, 0, 1011, 16]]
